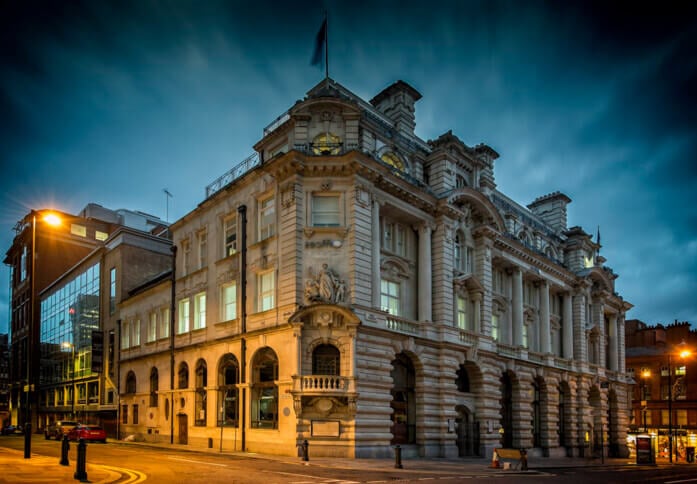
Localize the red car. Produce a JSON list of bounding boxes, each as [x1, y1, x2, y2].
[[67, 424, 107, 443]]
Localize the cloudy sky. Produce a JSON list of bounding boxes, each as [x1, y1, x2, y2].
[[1, 0, 696, 334]]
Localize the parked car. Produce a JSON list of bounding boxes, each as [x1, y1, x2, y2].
[[1, 425, 23, 435], [67, 424, 107, 443], [45, 420, 79, 440]]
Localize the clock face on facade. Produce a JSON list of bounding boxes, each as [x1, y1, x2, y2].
[[312, 133, 342, 155], [381, 152, 405, 172]]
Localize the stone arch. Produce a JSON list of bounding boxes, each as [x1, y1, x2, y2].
[[499, 370, 518, 448], [217, 353, 240, 427], [446, 188, 506, 232], [588, 385, 603, 457], [390, 352, 417, 445], [558, 380, 572, 450], [250, 347, 279, 429]]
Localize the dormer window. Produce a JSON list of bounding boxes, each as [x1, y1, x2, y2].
[[312, 133, 342, 155]]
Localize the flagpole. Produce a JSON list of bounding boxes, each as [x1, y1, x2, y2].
[[324, 10, 329, 79]]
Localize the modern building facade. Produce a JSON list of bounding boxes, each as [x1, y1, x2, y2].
[[118, 78, 632, 459], [625, 319, 697, 459], [3, 204, 168, 430]]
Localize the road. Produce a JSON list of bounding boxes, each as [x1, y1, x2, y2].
[[1, 434, 696, 483]]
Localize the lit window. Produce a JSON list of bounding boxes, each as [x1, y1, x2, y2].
[[380, 279, 401, 316], [311, 194, 340, 227], [491, 314, 500, 341], [677, 410, 687, 426], [121, 321, 130, 349], [223, 215, 237, 256], [259, 196, 275, 240], [178, 298, 190, 334], [132, 319, 141, 347], [381, 152, 405, 172], [222, 283, 237, 321], [457, 295, 468, 330], [70, 224, 87, 237], [194, 292, 206, 330], [147, 312, 157, 342], [312, 132, 342, 155], [160, 308, 170, 339], [676, 365, 686, 376], [258, 272, 275, 312], [522, 323, 528, 348], [95, 230, 108, 241]]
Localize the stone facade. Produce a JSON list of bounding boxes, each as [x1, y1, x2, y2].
[[117, 78, 632, 459]]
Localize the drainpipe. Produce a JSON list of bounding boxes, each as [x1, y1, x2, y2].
[[169, 245, 177, 444], [238, 205, 247, 452]]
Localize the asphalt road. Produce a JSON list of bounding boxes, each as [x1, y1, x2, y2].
[[1, 434, 696, 483]]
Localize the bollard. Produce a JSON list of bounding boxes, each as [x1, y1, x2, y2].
[[394, 444, 403, 469], [302, 439, 309, 461], [60, 435, 70, 466], [23, 422, 31, 459], [74, 438, 88, 482]]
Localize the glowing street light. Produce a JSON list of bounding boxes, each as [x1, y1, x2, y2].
[[640, 369, 651, 433], [668, 341, 692, 463]]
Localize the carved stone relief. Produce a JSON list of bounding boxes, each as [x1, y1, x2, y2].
[[304, 264, 347, 305]]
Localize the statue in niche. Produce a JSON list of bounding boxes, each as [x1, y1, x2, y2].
[[305, 264, 346, 304]]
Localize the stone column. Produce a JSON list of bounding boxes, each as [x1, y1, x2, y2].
[[418, 223, 433, 322], [617, 314, 626, 373], [540, 281, 551, 354], [473, 293, 482, 334], [562, 293, 573, 359], [512, 268, 523, 347], [372, 199, 381, 308], [572, 289, 588, 362], [608, 314, 618, 371], [593, 299, 606, 366]]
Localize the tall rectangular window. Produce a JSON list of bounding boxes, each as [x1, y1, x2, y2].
[[677, 410, 687, 426], [194, 292, 206, 330], [160, 308, 170, 339], [311, 194, 340, 226], [222, 282, 237, 321], [522, 323, 528, 348], [122, 405, 128, 424], [380, 279, 401, 316], [457, 295, 468, 330], [259, 272, 275, 312], [147, 312, 157, 342], [121, 321, 130, 349], [198, 230, 207, 269], [465, 246, 474, 274], [132, 319, 141, 347], [492, 314, 500, 341], [20, 246, 27, 281], [259, 196, 275, 240], [178, 299, 190, 334], [133, 404, 139, 425], [381, 219, 407, 257], [223, 215, 237, 256], [110, 268, 117, 315]]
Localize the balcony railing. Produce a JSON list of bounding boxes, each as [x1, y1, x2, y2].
[[385, 315, 420, 335], [292, 375, 354, 395], [205, 152, 261, 199]]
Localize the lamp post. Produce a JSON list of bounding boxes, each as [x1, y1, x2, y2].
[[668, 343, 691, 463], [62, 342, 75, 418], [641, 369, 650, 433]]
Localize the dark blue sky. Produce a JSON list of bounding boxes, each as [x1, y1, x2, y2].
[[2, 0, 696, 334]]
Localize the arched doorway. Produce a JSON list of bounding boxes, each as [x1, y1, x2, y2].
[[390, 353, 415, 445], [455, 405, 479, 456], [558, 381, 571, 455], [500, 371, 514, 448], [589, 386, 603, 457]]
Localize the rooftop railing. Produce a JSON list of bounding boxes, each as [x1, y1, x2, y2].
[[205, 152, 260, 199]]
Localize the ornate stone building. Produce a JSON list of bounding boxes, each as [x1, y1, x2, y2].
[[117, 78, 632, 459]]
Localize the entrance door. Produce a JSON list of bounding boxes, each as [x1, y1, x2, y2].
[[178, 414, 188, 445], [455, 406, 480, 457]]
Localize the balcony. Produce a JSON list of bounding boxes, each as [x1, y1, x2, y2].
[[292, 374, 356, 397]]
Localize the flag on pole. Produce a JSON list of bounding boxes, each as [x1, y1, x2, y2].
[[311, 14, 328, 77]]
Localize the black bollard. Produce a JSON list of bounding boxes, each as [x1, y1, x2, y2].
[[394, 445, 403, 469], [302, 439, 309, 461], [60, 435, 70, 466], [23, 422, 31, 459], [74, 438, 88, 482]]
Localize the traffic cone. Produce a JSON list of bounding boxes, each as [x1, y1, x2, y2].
[[491, 449, 500, 468]]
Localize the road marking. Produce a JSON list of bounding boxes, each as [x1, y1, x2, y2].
[[666, 479, 697, 484], [94, 464, 147, 483], [167, 456, 229, 467]]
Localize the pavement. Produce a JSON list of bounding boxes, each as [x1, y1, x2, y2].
[[1, 436, 694, 483]]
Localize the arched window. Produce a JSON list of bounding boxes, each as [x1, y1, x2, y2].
[[381, 152, 405, 172], [456, 364, 470, 393], [312, 344, 340, 375], [149, 367, 159, 407], [251, 348, 278, 429], [218, 354, 239, 427], [195, 359, 207, 426], [125, 371, 136, 394], [178, 362, 189, 389], [311, 133, 342, 155]]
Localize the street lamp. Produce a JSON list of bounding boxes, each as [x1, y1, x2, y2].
[[23, 210, 62, 459], [668, 342, 691, 463], [641, 369, 650, 433], [62, 342, 76, 418]]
